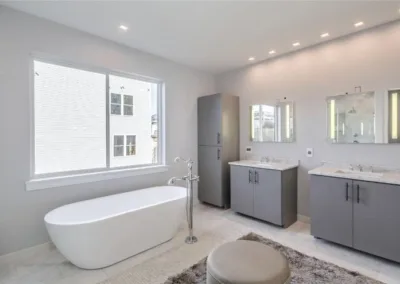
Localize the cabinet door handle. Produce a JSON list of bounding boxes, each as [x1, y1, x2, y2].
[[356, 184, 360, 203], [217, 148, 220, 160], [248, 170, 253, 184], [255, 171, 259, 184], [217, 132, 221, 144], [345, 182, 349, 201]]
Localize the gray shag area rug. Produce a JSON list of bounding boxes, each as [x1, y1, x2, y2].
[[164, 232, 383, 284]]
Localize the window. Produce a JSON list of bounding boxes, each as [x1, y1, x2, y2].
[[111, 93, 122, 115], [114, 135, 124, 157], [126, 135, 136, 156], [110, 93, 134, 116], [124, 95, 134, 116], [113, 135, 136, 157], [33, 60, 106, 174], [31, 59, 164, 183]]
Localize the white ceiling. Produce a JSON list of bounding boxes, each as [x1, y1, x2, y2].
[[2, 1, 400, 74]]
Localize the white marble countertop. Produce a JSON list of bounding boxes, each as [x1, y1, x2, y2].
[[308, 166, 400, 185], [229, 160, 298, 171]]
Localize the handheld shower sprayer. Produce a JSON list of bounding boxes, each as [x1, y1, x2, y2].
[[167, 156, 199, 244], [174, 157, 194, 169]]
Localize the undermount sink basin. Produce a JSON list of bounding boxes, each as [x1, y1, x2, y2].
[[245, 161, 275, 167], [335, 169, 383, 178]]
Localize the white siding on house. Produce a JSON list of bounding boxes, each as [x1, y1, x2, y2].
[[109, 75, 158, 168]]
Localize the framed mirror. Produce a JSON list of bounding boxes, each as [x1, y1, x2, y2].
[[250, 101, 295, 143], [326, 89, 400, 144]]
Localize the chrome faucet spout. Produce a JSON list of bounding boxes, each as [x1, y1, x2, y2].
[[168, 177, 183, 185]]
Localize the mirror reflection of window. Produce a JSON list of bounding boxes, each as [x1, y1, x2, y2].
[[250, 102, 295, 143]]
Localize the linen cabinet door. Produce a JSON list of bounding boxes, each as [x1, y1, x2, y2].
[[198, 146, 223, 206], [310, 175, 353, 247], [230, 166, 254, 216], [198, 94, 222, 146], [353, 181, 400, 262]]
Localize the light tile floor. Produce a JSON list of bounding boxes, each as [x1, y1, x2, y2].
[[1, 203, 400, 284]]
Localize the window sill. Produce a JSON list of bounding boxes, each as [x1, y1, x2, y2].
[[26, 165, 169, 191]]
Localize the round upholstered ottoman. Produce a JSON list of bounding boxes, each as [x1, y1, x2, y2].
[[207, 240, 290, 284]]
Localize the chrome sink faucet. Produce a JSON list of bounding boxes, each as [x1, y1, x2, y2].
[[260, 156, 270, 163]]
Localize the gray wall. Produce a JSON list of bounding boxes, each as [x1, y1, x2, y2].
[[0, 7, 215, 255], [216, 20, 400, 217]]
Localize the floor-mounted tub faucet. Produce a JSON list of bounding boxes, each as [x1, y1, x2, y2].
[[168, 157, 199, 244]]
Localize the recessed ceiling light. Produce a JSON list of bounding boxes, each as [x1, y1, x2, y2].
[[293, 42, 300, 47], [321, 33, 330, 38], [119, 25, 128, 31], [248, 57, 255, 61], [269, 50, 276, 55], [354, 22, 364, 27]]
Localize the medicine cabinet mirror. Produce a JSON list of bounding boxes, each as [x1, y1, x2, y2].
[[250, 101, 295, 143], [326, 90, 400, 144]]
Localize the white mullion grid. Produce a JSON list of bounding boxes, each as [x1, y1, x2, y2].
[[123, 95, 134, 116], [125, 135, 136, 156], [113, 135, 125, 157], [110, 93, 122, 115]]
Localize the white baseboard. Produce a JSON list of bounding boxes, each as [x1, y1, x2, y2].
[[297, 214, 310, 224]]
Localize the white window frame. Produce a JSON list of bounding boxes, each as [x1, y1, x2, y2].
[[110, 93, 134, 116], [123, 95, 134, 116], [125, 135, 137, 156], [26, 53, 167, 191], [113, 135, 125, 157], [112, 134, 137, 157], [110, 93, 122, 115]]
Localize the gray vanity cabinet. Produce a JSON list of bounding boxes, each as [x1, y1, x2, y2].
[[310, 175, 400, 263], [254, 169, 282, 225], [230, 166, 254, 216], [353, 181, 400, 262], [230, 165, 297, 228], [310, 176, 353, 247]]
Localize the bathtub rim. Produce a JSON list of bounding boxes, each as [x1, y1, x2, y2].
[[44, 186, 187, 226]]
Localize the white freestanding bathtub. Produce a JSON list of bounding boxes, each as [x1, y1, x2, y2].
[[45, 186, 186, 269]]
